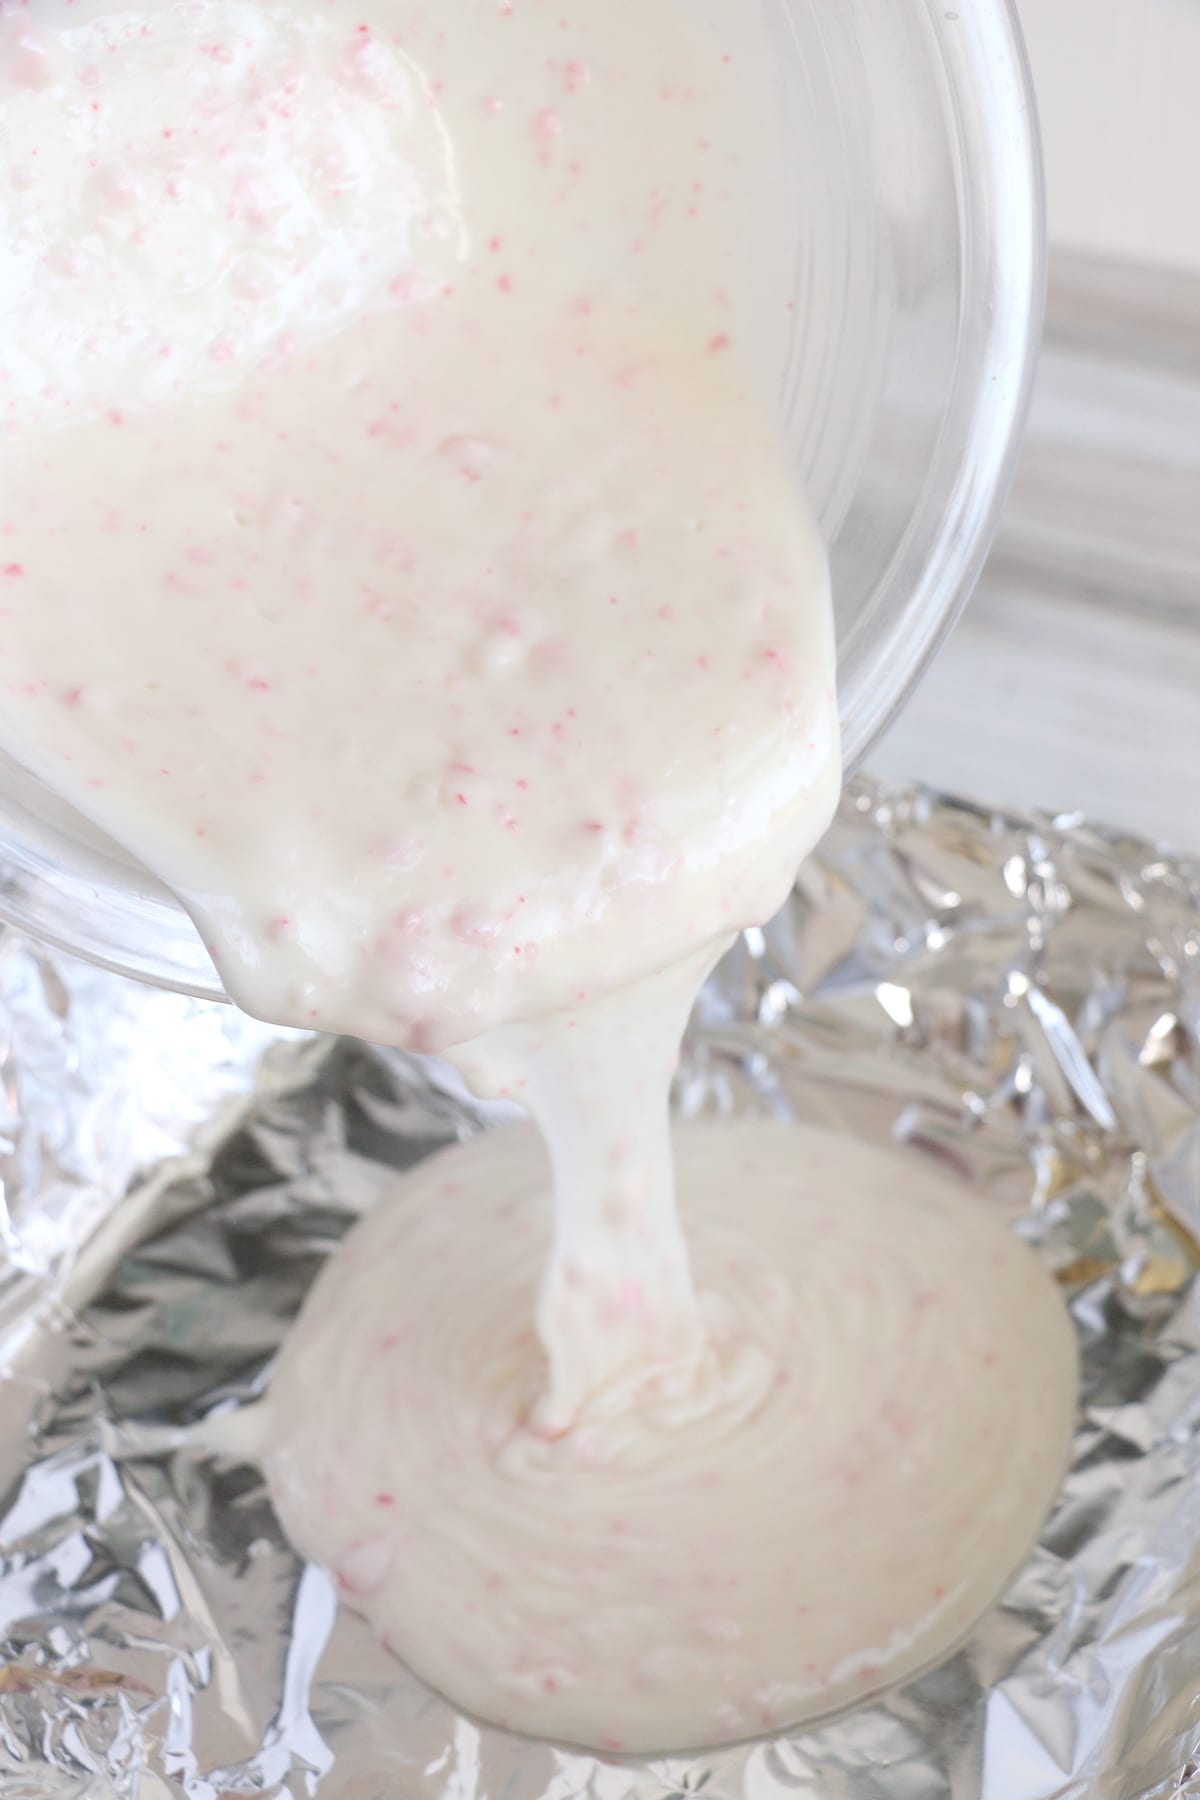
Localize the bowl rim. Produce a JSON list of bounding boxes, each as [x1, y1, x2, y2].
[[838, 0, 1046, 773]]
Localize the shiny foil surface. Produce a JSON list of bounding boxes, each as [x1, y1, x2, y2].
[[2, 777, 1200, 1800]]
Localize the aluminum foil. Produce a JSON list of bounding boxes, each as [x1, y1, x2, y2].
[[3, 775, 1200, 1800]]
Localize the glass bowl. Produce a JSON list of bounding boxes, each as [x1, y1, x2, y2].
[[0, 0, 1043, 1000]]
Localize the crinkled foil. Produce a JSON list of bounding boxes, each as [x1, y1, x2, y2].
[[3, 776, 1200, 1800]]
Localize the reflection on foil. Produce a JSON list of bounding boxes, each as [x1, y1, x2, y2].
[[3, 778, 1200, 1799]]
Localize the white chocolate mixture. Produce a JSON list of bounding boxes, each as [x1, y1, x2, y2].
[[267, 1123, 1076, 1753], [0, 0, 830, 1051], [0, 0, 1076, 1756]]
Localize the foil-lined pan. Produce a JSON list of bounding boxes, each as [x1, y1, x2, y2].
[[2, 775, 1200, 1799]]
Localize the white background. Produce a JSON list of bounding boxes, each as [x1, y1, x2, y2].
[[1022, 0, 1200, 274], [874, 0, 1200, 851]]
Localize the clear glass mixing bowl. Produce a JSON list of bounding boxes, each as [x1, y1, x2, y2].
[[0, 0, 1042, 1000]]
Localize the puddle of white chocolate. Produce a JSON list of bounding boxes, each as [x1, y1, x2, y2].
[[262, 1120, 1077, 1754], [0, 0, 1077, 1757]]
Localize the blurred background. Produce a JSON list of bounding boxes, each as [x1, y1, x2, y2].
[[875, 0, 1200, 849]]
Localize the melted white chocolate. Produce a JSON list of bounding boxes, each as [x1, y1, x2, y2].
[[0, 0, 834, 1051], [264, 1121, 1077, 1754]]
